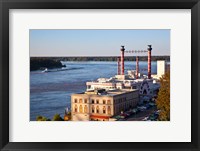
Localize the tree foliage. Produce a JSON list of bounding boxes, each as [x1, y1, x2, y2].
[[30, 58, 66, 71], [36, 115, 51, 121], [31, 56, 170, 64], [52, 114, 64, 121], [36, 114, 64, 121], [156, 70, 170, 121], [59, 56, 170, 62]]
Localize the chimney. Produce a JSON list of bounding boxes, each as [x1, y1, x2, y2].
[[136, 56, 139, 79], [120, 46, 125, 75], [147, 45, 152, 79], [117, 57, 121, 75]]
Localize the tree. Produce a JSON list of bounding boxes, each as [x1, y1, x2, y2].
[[52, 114, 64, 121], [156, 70, 170, 121], [36, 115, 51, 121]]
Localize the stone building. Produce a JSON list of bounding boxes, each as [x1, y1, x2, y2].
[[71, 89, 139, 121]]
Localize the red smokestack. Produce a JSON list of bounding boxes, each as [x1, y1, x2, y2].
[[117, 57, 121, 75], [121, 46, 125, 75], [147, 45, 152, 79], [136, 56, 139, 79]]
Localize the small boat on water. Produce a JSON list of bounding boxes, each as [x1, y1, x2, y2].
[[41, 67, 83, 73]]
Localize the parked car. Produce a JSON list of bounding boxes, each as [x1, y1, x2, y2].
[[137, 106, 147, 111], [145, 104, 151, 109], [120, 113, 129, 119], [149, 102, 156, 107], [132, 108, 139, 114], [148, 114, 158, 121], [126, 111, 133, 116], [142, 116, 149, 121]]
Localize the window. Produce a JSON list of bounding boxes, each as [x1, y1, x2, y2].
[[74, 98, 77, 103], [79, 99, 82, 103], [84, 99, 87, 103], [92, 99, 95, 104], [96, 106, 99, 113], [96, 99, 99, 104], [74, 105, 78, 112], [103, 100, 106, 104], [103, 106, 106, 114], [79, 105, 83, 113], [92, 105, 95, 113], [107, 100, 111, 104], [117, 106, 119, 113], [108, 106, 111, 115], [84, 105, 87, 113]]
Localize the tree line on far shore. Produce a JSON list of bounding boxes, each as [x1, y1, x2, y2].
[[30, 56, 170, 71], [31, 56, 170, 62]]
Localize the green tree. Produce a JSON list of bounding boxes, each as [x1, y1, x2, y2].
[[36, 115, 51, 121], [156, 70, 170, 121], [67, 111, 71, 116], [52, 114, 64, 121]]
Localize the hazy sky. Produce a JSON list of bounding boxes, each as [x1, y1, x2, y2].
[[30, 29, 170, 56]]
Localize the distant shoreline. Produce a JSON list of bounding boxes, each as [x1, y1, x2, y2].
[[30, 56, 170, 71], [30, 56, 170, 62]]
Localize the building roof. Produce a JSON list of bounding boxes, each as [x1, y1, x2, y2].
[[72, 89, 138, 97]]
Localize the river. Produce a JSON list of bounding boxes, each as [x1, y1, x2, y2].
[[30, 61, 158, 121]]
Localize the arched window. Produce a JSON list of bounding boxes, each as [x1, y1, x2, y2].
[[96, 106, 99, 113], [107, 100, 111, 104], [79, 105, 83, 113], [79, 99, 82, 103], [92, 105, 95, 113], [108, 106, 111, 115], [84, 105, 87, 113], [103, 106, 106, 114], [74, 105, 78, 112], [74, 98, 77, 103], [92, 99, 95, 104]]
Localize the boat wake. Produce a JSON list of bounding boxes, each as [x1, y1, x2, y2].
[[32, 67, 84, 74]]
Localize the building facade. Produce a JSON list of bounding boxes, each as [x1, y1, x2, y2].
[[71, 89, 139, 121], [157, 60, 167, 78]]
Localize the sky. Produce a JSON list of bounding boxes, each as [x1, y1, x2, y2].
[[30, 29, 170, 57]]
